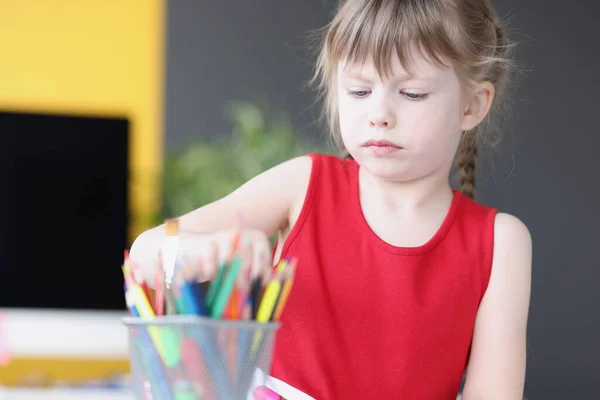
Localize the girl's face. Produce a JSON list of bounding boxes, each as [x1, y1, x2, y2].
[[337, 50, 476, 183]]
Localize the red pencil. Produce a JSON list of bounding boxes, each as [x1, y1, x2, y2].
[[131, 263, 152, 306], [154, 261, 165, 316], [124, 250, 152, 305]]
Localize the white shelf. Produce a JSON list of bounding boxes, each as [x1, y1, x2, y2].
[[0, 308, 130, 359]]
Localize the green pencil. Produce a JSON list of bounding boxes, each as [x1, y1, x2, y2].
[[210, 257, 244, 318], [205, 262, 226, 310]]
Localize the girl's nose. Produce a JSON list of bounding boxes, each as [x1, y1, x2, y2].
[[367, 101, 396, 129]]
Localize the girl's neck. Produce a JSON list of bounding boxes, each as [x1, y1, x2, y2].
[[358, 167, 454, 213]]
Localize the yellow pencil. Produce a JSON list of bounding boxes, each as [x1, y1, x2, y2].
[[128, 284, 163, 351], [129, 284, 155, 319], [275, 258, 287, 273], [252, 273, 282, 353], [256, 275, 282, 323]]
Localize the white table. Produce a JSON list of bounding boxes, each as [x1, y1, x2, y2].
[[0, 388, 133, 400]]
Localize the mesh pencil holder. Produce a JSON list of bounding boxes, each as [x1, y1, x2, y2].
[[123, 315, 280, 400]]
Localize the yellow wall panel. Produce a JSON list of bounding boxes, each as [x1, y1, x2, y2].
[[0, 357, 130, 386], [0, 0, 166, 242]]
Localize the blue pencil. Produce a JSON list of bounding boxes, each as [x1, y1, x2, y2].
[[180, 282, 207, 315]]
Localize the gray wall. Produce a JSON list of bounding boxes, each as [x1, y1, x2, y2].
[[165, 1, 600, 398], [164, 0, 335, 149]]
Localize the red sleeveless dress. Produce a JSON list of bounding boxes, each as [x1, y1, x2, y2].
[[270, 153, 497, 399]]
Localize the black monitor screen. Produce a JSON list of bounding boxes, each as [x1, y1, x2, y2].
[[0, 110, 129, 311]]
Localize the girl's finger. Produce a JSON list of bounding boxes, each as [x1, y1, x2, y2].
[[251, 233, 271, 284]]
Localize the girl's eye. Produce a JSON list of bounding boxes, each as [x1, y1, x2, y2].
[[347, 90, 370, 98], [402, 92, 429, 100]]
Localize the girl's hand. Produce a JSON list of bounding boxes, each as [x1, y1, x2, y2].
[[129, 155, 312, 286], [130, 213, 274, 287], [178, 227, 273, 283]]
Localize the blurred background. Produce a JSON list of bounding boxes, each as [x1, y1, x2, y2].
[[0, 0, 598, 399]]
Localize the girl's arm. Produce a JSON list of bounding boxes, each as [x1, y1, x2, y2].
[[129, 155, 313, 284], [461, 213, 532, 400]]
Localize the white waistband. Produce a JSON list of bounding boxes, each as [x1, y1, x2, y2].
[[247, 368, 316, 400]]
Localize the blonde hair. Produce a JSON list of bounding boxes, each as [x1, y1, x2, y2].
[[311, 0, 516, 200]]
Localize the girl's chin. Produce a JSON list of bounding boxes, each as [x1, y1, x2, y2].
[[358, 157, 414, 180]]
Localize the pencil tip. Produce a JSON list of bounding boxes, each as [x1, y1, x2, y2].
[[164, 218, 180, 236]]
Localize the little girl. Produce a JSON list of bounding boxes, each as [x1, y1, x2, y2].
[[130, 0, 532, 398]]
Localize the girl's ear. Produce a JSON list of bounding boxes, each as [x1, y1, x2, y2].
[[461, 81, 495, 132]]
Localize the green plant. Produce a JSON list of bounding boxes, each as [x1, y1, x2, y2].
[[161, 100, 331, 219]]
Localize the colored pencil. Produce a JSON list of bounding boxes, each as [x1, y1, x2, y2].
[[123, 218, 299, 399]]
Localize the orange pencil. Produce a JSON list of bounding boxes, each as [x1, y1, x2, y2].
[[226, 211, 245, 262], [272, 260, 296, 321], [225, 289, 240, 319], [224, 238, 252, 319]]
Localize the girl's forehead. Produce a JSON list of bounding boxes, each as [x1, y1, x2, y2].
[[338, 51, 454, 82]]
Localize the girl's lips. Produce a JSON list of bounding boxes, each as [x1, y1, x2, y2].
[[362, 139, 403, 155], [362, 139, 402, 148]]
